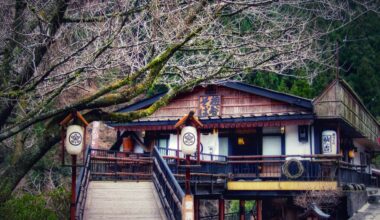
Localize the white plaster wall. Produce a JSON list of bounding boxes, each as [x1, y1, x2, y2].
[[263, 136, 281, 155], [134, 144, 144, 153], [285, 125, 311, 155], [168, 134, 179, 150], [200, 133, 219, 155]]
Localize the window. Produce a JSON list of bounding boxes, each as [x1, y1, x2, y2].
[[157, 138, 169, 156], [263, 136, 282, 156], [298, 125, 309, 142], [158, 138, 168, 148]]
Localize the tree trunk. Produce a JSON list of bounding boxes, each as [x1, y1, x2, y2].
[[0, 124, 60, 202]]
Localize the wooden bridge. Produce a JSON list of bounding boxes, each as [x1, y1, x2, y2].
[[74, 147, 377, 220], [75, 147, 184, 220]]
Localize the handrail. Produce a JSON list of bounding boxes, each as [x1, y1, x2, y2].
[[227, 154, 343, 160], [157, 147, 227, 162], [152, 147, 184, 220], [75, 147, 91, 220], [89, 149, 152, 181]]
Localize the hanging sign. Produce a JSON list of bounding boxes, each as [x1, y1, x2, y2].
[[199, 96, 221, 117], [322, 130, 337, 154], [65, 125, 84, 155], [181, 126, 197, 155]]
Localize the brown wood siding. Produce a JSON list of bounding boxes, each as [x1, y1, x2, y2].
[[314, 81, 380, 143], [143, 86, 309, 120]]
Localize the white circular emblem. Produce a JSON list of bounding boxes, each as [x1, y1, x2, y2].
[[69, 132, 82, 146], [183, 132, 195, 146]]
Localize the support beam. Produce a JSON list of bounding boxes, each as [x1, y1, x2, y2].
[[256, 200, 262, 220], [239, 200, 245, 220], [185, 155, 191, 195], [219, 198, 225, 220], [70, 155, 77, 220], [197, 129, 200, 164], [194, 198, 200, 220]]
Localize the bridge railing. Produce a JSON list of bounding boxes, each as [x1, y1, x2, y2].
[[75, 147, 91, 220], [338, 161, 372, 186], [89, 149, 152, 181], [158, 147, 227, 162], [200, 212, 253, 220], [227, 154, 342, 182], [152, 147, 185, 220], [158, 148, 378, 188]]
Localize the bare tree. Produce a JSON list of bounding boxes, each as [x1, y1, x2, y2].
[[294, 189, 344, 214], [0, 0, 378, 202]]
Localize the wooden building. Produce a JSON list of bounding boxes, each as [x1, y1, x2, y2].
[[103, 79, 380, 219]]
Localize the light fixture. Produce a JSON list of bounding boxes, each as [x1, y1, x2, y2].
[[181, 126, 198, 155], [238, 137, 245, 145], [281, 126, 285, 134], [65, 125, 84, 155], [348, 149, 355, 159]]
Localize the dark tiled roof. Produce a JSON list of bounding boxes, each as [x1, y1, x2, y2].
[[108, 112, 314, 127]]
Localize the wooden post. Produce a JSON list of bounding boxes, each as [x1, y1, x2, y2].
[[185, 155, 191, 195], [70, 155, 77, 220], [219, 198, 225, 220], [194, 198, 200, 220], [256, 200, 262, 220], [82, 125, 87, 164], [337, 123, 341, 186], [337, 122, 341, 155], [197, 130, 200, 164], [239, 200, 245, 220], [61, 127, 65, 166], [177, 129, 180, 166]]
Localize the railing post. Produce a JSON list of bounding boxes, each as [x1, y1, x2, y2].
[[114, 155, 117, 181]]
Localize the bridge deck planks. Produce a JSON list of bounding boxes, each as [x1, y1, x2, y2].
[[83, 181, 166, 220]]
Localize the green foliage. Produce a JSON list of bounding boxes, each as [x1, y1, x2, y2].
[[372, 154, 380, 168], [47, 187, 70, 220], [338, 12, 380, 117], [0, 186, 70, 220], [228, 200, 256, 213], [244, 12, 380, 120], [245, 70, 315, 99], [0, 193, 57, 220]]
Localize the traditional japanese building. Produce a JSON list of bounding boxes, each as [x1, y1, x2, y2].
[[87, 79, 380, 220]]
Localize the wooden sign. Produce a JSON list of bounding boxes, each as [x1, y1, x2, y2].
[[199, 96, 221, 117], [182, 195, 194, 220]]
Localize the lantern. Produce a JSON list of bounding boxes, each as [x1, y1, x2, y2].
[[237, 137, 245, 145], [65, 125, 84, 155], [348, 149, 355, 159], [181, 126, 197, 155]]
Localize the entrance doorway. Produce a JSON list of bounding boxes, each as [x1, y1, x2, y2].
[[231, 132, 261, 156]]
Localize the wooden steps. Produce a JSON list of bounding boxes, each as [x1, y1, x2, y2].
[[83, 181, 166, 220]]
